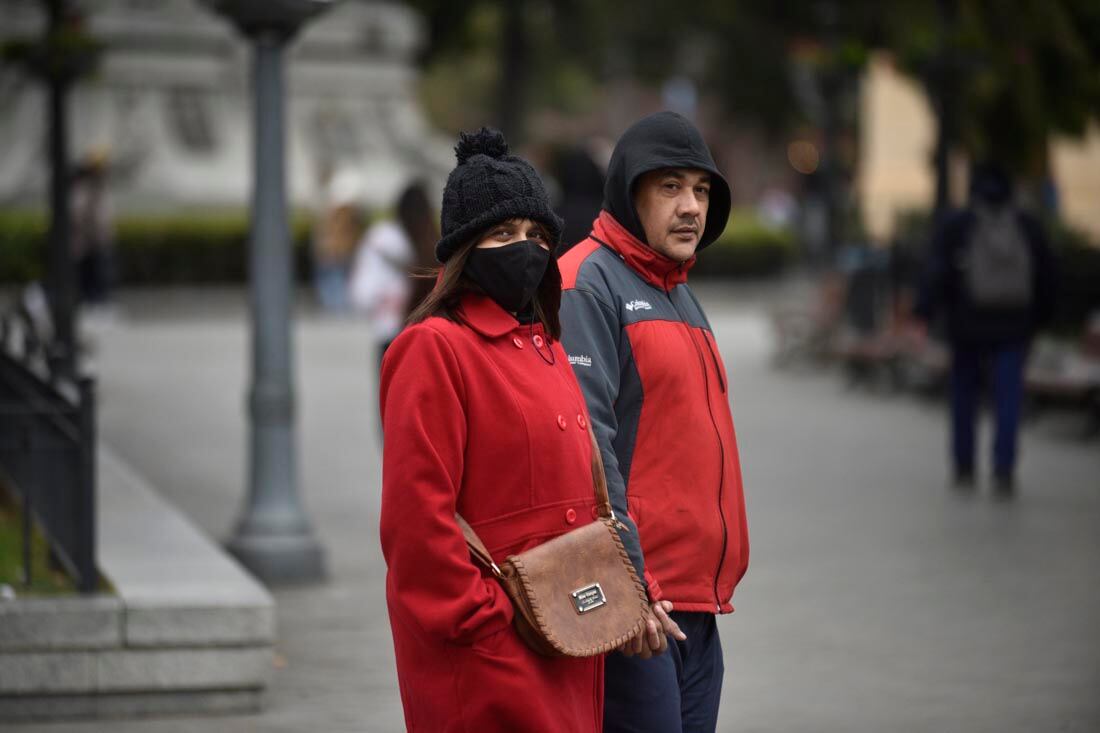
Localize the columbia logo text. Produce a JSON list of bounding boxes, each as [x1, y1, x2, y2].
[[568, 354, 593, 368], [624, 300, 652, 312]]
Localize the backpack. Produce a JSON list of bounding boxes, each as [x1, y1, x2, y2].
[[964, 204, 1033, 308]]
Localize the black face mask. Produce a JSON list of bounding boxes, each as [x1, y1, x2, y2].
[[464, 240, 550, 314]]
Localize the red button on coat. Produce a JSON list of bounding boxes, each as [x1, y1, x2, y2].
[[577, 414, 587, 429], [565, 508, 577, 524], [512, 337, 524, 349], [533, 334, 544, 348], [590, 505, 600, 519], [557, 415, 568, 430]]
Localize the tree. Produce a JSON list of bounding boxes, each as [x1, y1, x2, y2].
[[407, 0, 612, 143], [406, 0, 1100, 224], [881, 0, 1100, 212]]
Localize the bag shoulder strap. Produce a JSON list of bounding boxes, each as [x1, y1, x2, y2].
[[456, 514, 502, 577], [587, 423, 614, 520], [458, 419, 614, 571]]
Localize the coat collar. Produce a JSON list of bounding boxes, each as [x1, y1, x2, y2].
[[458, 292, 547, 339], [590, 210, 694, 292]]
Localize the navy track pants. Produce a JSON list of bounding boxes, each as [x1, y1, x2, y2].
[[603, 611, 724, 733]]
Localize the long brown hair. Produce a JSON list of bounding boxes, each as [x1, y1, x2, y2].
[[408, 234, 562, 340], [395, 181, 438, 319]]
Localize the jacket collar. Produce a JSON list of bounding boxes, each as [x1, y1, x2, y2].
[[591, 211, 693, 292]]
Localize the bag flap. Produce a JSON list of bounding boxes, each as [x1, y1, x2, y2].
[[504, 519, 648, 656]]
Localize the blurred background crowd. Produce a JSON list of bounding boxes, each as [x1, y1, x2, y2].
[[2, 1, 1097, 392]]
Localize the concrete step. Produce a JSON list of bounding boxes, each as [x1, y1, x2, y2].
[[0, 444, 275, 721]]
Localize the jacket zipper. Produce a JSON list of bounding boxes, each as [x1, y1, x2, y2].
[[702, 332, 726, 393], [664, 267, 728, 611]]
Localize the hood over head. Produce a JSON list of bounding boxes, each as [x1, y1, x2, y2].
[[602, 111, 731, 251]]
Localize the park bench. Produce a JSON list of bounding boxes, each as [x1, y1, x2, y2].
[[1026, 314, 1100, 436]]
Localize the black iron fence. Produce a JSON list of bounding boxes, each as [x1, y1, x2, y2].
[[0, 301, 96, 594]]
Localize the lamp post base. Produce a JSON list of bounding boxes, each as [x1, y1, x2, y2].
[[227, 531, 325, 585]]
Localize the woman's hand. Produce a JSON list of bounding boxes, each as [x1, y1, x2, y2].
[[618, 600, 687, 658]]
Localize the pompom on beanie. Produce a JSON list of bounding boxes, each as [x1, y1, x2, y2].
[[435, 127, 563, 263]]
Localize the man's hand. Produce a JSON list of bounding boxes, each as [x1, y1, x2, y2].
[[618, 601, 687, 658], [651, 600, 686, 641]]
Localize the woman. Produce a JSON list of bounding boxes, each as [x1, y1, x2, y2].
[[349, 180, 438, 368], [379, 128, 604, 732]]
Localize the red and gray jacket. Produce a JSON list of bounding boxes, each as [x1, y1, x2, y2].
[[558, 211, 749, 613]]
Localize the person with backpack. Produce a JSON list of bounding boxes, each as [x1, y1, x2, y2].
[[914, 162, 1057, 496]]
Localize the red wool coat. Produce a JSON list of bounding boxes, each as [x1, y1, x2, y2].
[[379, 293, 604, 733]]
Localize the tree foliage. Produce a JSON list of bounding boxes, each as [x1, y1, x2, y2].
[[857, 0, 1100, 173], [405, 0, 1100, 172]]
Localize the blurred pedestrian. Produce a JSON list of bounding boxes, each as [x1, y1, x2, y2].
[[379, 128, 612, 732], [311, 166, 364, 311], [554, 141, 606, 255], [349, 180, 437, 372], [70, 149, 115, 306], [914, 162, 1058, 496], [558, 111, 748, 733]]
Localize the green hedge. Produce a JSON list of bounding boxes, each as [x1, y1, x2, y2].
[[0, 209, 314, 285], [0, 207, 793, 284], [0, 210, 47, 283], [691, 210, 796, 278], [1049, 223, 1100, 334]]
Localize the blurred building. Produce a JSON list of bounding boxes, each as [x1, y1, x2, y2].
[[0, 0, 451, 212], [859, 53, 1100, 244]]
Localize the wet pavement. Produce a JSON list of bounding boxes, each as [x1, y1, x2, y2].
[[12, 283, 1099, 732]]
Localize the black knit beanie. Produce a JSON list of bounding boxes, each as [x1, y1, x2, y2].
[[435, 128, 563, 263]]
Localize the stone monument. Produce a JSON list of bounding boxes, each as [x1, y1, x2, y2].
[[0, 0, 452, 212]]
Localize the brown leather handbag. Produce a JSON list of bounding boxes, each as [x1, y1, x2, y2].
[[456, 427, 650, 657]]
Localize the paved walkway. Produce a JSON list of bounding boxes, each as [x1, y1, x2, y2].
[[13, 284, 1100, 732]]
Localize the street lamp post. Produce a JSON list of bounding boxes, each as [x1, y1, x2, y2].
[[45, 0, 75, 378], [202, 0, 336, 583], [10, 0, 103, 377]]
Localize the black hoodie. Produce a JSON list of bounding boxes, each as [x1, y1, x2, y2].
[[602, 111, 732, 251], [557, 113, 749, 612]]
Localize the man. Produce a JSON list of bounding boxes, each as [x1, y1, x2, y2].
[[558, 111, 749, 733], [914, 162, 1057, 497]]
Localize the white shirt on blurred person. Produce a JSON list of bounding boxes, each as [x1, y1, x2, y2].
[[349, 219, 413, 345]]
